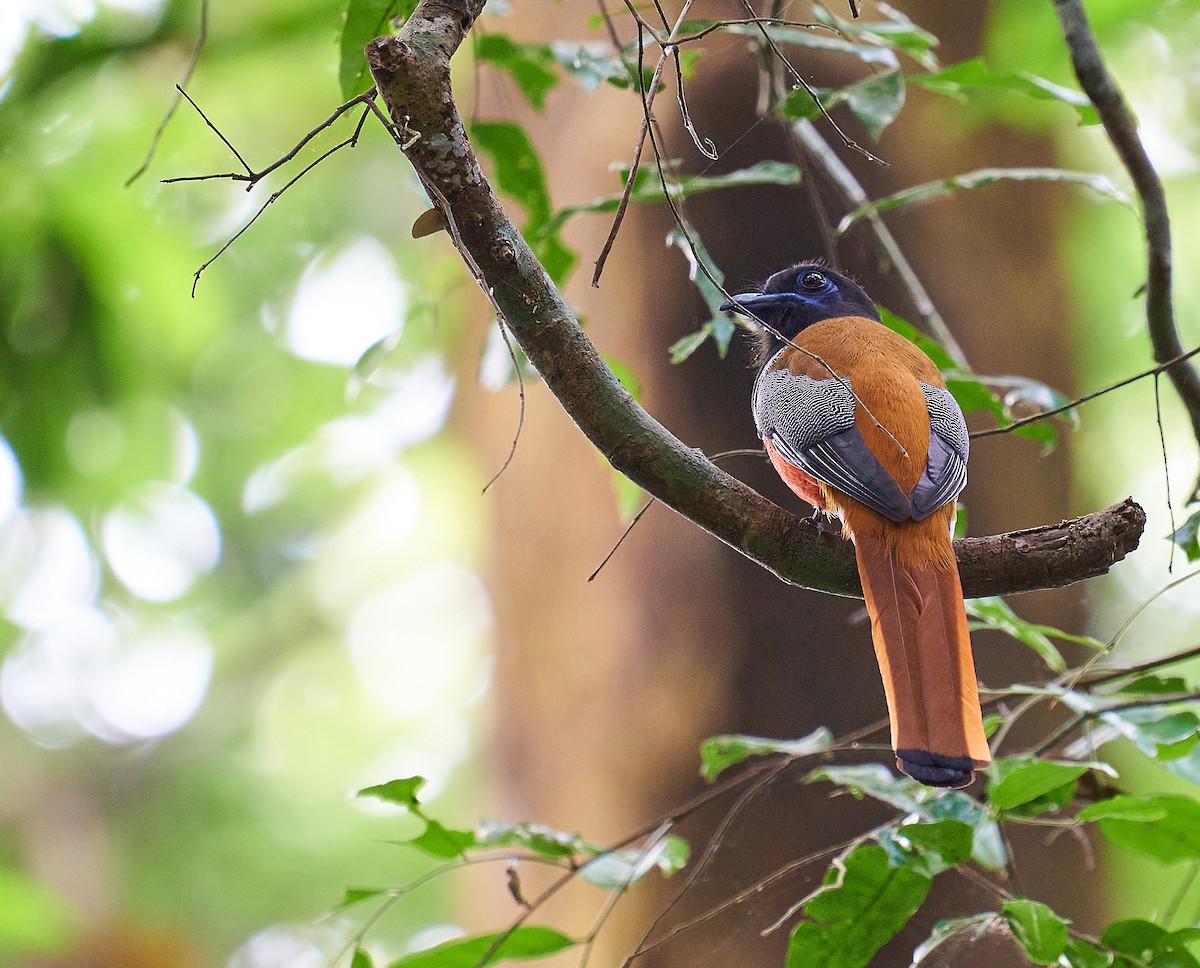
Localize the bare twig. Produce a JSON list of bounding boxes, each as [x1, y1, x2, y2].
[[126, 0, 209, 186], [482, 315, 526, 494], [1053, 0, 1200, 499], [163, 87, 380, 186], [737, 0, 884, 166], [187, 105, 373, 295], [971, 342, 1200, 439]]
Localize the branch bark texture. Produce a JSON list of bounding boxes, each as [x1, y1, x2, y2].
[[366, 0, 1145, 599], [1053, 0, 1200, 484]]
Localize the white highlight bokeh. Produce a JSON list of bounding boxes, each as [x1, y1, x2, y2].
[[103, 483, 221, 602], [285, 237, 407, 367]]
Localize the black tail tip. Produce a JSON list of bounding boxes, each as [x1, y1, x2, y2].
[[896, 749, 975, 789]]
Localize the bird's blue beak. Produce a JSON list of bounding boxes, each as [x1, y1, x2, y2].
[[719, 292, 803, 317]]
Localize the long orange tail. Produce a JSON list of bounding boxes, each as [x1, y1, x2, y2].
[[853, 532, 990, 788]]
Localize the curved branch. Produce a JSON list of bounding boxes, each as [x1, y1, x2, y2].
[[1053, 0, 1200, 494], [365, 0, 1144, 600]]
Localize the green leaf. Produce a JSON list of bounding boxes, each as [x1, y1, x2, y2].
[[474, 820, 589, 859], [965, 597, 1067, 672], [340, 0, 417, 100], [1170, 509, 1200, 563], [358, 776, 427, 810], [352, 949, 375, 968], [1093, 795, 1200, 864], [909, 58, 1099, 125], [785, 844, 931, 968], [1117, 675, 1192, 696], [730, 23, 901, 69], [838, 167, 1132, 236], [666, 227, 736, 359], [895, 819, 975, 868], [471, 122, 553, 226], [912, 914, 995, 965], [1002, 898, 1069, 965], [335, 887, 388, 910], [548, 160, 803, 237], [611, 471, 644, 522], [843, 71, 906, 139], [1102, 919, 1166, 957], [401, 820, 476, 859], [549, 41, 628, 91], [806, 763, 924, 813], [385, 927, 575, 968], [780, 71, 907, 140], [1079, 796, 1170, 823], [987, 757, 1107, 810], [1102, 921, 1200, 968], [812, 3, 940, 69], [657, 834, 690, 875], [581, 834, 690, 890], [471, 121, 576, 284], [669, 324, 714, 364], [475, 35, 559, 110], [1062, 937, 1113, 968], [700, 729, 833, 781]]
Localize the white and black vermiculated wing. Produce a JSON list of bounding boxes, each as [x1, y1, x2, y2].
[[753, 363, 914, 523]]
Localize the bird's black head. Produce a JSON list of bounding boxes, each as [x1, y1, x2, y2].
[[719, 263, 880, 360]]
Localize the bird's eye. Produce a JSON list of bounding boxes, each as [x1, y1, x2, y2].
[[800, 271, 826, 290]]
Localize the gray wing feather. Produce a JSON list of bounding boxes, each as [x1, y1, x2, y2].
[[754, 361, 915, 523], [754, 364, 970, 524], [910, 383, 969, 521]]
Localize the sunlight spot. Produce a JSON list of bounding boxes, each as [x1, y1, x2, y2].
[[346, 562, 493, 719], [90, 626, 212, 740], [310, 471, 423, 613], [102, 484, 220, 602], [1, 0, 165, 95], [227, 922, 350, 968], [169, 408, 201, 484], [285, 237, 407, 367], [6, 508, 98, 631], [0, 606, 116, 748], [367, 357, 456, 448], [66, 408, 125, 476], [403, 926, 467, 956]]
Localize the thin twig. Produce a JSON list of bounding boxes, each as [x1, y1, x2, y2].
[[163, 88, 380, 186], [738, 0, 884, 166], [971, 342, 1200, 439], [189, 106, 373, 295], [176, 85, 253, 175], [589, 499, 656, 582], [1157, 374, 1177, 572], [126, 0, 209, 186], [624, 759, 792, 963], [482, 316, 526, 494]]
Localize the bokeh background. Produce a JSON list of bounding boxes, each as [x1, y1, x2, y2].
[[1, 0, 1199, 966]]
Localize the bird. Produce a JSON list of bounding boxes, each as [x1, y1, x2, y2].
[[721, 262, 990, 789]]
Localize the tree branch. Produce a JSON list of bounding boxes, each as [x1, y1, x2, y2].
[[366, 0, 1144, 600], [1053, 0, 1200, 498]]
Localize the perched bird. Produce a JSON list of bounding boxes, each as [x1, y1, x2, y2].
[[722, 262, 990, 788]]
